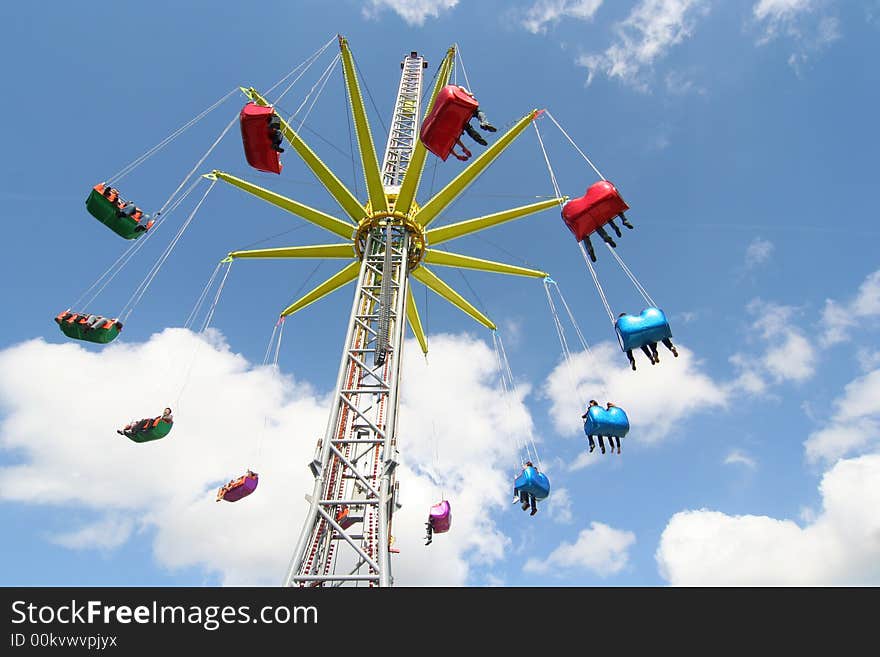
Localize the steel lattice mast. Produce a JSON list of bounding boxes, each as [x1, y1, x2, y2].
[[283, 51, 427, 587], [205, 35, 564, 587]]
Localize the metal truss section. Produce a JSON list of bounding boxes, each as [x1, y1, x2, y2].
[[380, 52, 425, 194], [285, 225, 409, 587]]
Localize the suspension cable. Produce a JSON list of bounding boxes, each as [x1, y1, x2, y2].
[[580, 244, 615, 325], [533, 121, 565, 206], [492, 331, 532, 469], [419, 59, 441, 110], [453, 43, 473, 93], [154, 110, 237, 219], [284, 53, 340, 131], [498, 332, 543, 471], [252, 316, 286, 467], [352, 56, 388, 136], [272, 316, 285, 369], [119, 179, 217, 321], [73, 240, 141, 311], [106, 88, 239, 185], [543, 279, 586, 409], [605, 243, 657, 307], [262, 320, 281, 367], [184, 261, 224, 330], [78, 177, 203, 313], [269, 35, 337, 104], [493, 331, 543, 471], [199, 245, 232, 334], [175, 259, 234, 407], [545, 110, 605, 181], [544, 277, 609, 402]]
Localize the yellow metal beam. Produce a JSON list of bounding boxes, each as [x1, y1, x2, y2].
[[209, 170, 355, 240], [411, 265, 495, 330], [243, 87, 366, 222], [425, 197, 566, 246], [423, 250, 548, 278], [280, 261, 361, 317], [229, 244, 356, 260], [413, 109, 542, 229], [406, 286, 428, 354], [338, 36, 387, 213], [394, 46, 456, 215]]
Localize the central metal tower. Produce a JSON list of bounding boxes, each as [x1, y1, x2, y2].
[[208, 37, 557, 587], [284, 51, 427, 587]]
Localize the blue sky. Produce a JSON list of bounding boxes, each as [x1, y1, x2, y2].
[[1, 0, 879, 586]]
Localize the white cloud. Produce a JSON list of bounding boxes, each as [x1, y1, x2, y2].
[[546, 487, 574, 524], [361, 0, 458, 26], [744, 237, 775, 269], [577, 0, 710, 89], [821, 269, 880, 347], [664, 69, 702, 95], [751, 0, 840, 72], [753, 0, 814, 26], [545, 341, 728, 443], [567, 450, 604, 471], [804, 368, 880, 464], [856, 347, 880, 372], [521, 0, 603, 34], [524, 522, 636, 576], [724, 449, 757, 468], [657, 453, 880, 585], [799, 506, 817, 523], [0, 330, 537, 586], [51, 516, 135, 551], [762, 331, 813, 382], [730, 301, 816, 391]]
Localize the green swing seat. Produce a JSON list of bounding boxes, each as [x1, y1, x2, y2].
[[85, 183, 153, 239]]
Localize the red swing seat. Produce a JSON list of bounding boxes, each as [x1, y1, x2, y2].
[[561, 180, 629, 241], [239, 103, 283, 174], [419, 85, 479, 161]]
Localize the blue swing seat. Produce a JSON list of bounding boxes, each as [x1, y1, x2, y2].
[[615, 307, 672, 352], [583, 405, 630, 438], [514, 466, 550, 501]]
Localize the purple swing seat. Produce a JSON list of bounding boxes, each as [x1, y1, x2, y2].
[[221, 474, 259, 502], [429, 500, 452, 534]]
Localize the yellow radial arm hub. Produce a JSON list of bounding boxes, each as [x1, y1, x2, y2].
[[413, 109, 543, 229], [243, 87, 366, 223], [229, 244, 356, 260], [280, 261, 360, 317], [423, 250, 548, 278], [207, 170, 355, 240], [406, 286, 428, 354], [425, 197, 566, 246], [339, 36, 387, 213], [412, 265, 495, 330]]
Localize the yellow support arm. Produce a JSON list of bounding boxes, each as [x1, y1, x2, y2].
[[425, 197, 566, 246], [414, 109, 543, 229], [406, 286, 428, 354], [207, 170, 355, 240], [280, 261, 361, 317], [339, 36, 387, 213], [229, 244, 356, 260], [423, 250, 548, 278], [394, 46, 456, 215], [243, 87, 366, 223], [412, 265, 495, 330]]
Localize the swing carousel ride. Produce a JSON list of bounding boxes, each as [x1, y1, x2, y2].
[[56, 35, 677, 587]]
